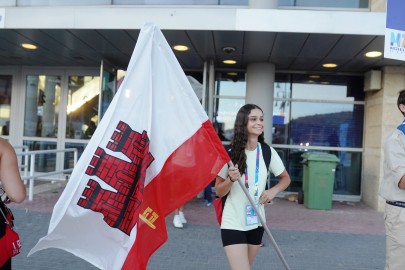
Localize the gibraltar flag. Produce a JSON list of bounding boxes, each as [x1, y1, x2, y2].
[[29, 23, 229, 269]]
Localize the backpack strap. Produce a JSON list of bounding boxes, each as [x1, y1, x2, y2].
[[260, 142, 272, 190], [261, 142, 272, 171]]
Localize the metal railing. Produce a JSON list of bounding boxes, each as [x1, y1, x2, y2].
[[16, 148, 78, 201], [14, 145, 29, 182]]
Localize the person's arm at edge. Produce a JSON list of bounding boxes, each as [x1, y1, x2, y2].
[[0, 138, 26, 203]]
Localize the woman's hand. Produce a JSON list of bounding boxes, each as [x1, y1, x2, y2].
[[215, 164, 241, 197], [227, 164, 240, 182], [259, 169, 291, 205], [259, 188, 277, 204]]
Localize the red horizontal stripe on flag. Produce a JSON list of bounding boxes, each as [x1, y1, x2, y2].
[[122, 120, 229, 270]]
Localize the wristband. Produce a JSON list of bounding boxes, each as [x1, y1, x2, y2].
[[229, 176, 236, 182]]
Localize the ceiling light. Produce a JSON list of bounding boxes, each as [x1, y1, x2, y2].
[[322, 63, 337, 68], [223, 59, 237, 65], [309, 75, 320, 79], [21, 43, 37, 50], [173, 45, 189, 51], [365, 51, 382, 58], [227, 72, 238, 76]]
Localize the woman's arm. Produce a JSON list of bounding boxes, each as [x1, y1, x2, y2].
[[215, 164, 240, 197], [259, 169, 291, 204], [0, 138, 26, 203]]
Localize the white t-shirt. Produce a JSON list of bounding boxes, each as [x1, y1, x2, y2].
[[218, 143, 285, 231]]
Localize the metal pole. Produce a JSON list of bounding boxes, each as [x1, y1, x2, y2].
[[228, 161, 291, 270], [29, 154, 35, 201]]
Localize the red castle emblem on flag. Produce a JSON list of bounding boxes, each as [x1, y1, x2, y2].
[[77, 121, 154, 235]]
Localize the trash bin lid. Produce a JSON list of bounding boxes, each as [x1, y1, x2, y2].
[[301, 152, 340, 162]]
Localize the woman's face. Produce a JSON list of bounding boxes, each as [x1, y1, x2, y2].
[[246, 108, 264, 136]]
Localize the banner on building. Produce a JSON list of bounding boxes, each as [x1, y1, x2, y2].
[[384, 0, 405, 61]]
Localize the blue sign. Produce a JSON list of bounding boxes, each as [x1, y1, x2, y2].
[[385, 0, 405, 61]]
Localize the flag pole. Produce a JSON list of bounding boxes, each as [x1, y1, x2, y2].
[[228, 161, 291, 270]]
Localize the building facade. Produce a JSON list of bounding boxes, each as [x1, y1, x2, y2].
[[0, 0, 403, 211]]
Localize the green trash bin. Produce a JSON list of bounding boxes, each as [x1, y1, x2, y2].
[[301, 152, 339, 210]]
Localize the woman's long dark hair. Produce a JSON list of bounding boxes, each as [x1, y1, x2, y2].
[[230, 104, 265, 174], [397, 89, 405, 116]]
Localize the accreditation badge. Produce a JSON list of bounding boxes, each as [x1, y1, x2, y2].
[[245, 203, 259, 226]]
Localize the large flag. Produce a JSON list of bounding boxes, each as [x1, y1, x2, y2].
[[29, 23, 229, 270], [384, 0, 405, 61]]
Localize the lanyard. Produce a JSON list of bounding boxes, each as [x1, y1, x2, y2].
[[244, 144, 260, 200]]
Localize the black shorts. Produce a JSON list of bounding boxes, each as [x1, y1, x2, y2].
[[221, 227, 264, 246]]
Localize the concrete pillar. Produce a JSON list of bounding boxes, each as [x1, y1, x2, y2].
[[249, 0, 277, 9], [246, 63, 275, 144], [24, 76, 39, 136], [42, 76, 58, 137], [369, 0, 386, 12]]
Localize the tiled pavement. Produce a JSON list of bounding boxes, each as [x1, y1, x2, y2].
[[8, 181, 385, 269]]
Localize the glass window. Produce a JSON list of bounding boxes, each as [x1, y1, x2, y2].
[[24, 75, 61, 138], [270, 148, 361, 196], [66, 75, 100, 139], [273, 81, 364, 148], [271, 75, 364, 196], [278, 0, 368, 9], [17, 0, 109, 6], [288, 102, 364, 148], [216, 80, 246, 97], [23, 140, 57, 173], [0, 75, 12, 136], [100, 69, 116, 120], [214, 98, 245, 141], [292, 83, 353, 101], [64, 142, 87, 169], [113, 0, 247, 5], [17, 0, 248, 5], [214, 79, 246, 141]]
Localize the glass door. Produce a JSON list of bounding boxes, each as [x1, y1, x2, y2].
[[21, 68, 101, 173], [99, 60, 117, 121], [23, 73, 62, 172], [66, 75, 100, 140], [64, 70, 100, 170], [0, 75, 13, 138]]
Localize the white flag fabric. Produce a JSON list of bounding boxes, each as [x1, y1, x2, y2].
[[28, 23, 229, 270]]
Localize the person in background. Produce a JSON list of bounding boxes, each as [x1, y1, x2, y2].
[[1, 123, 9, 136], [84, 121, 97, 139], [173, 204, 187, 229], [379, 89, 405, 270], [215, 104, 291, 270], [328, 128, 340, 157], [203, 180, 214, 207], [0, 138, 26, 269]]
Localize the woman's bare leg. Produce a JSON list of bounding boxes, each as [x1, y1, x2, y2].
[[247, 244, 261, 265], [224, 244, 251, 270]]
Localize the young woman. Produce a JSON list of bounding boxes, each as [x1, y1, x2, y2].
[[215, 104, 291, 270], [0, 138, 26, 269]]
